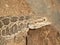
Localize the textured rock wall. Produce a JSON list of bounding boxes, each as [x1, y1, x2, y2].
[[27, 25, 60, 45]]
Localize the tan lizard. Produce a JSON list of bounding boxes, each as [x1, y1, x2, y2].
[[0, 15, 51, 45], [0, 15, 51, 39]]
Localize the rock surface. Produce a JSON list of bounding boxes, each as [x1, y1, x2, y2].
[[27, 25, 60, 45]]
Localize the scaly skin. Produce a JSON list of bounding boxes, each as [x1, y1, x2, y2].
[[0, 15, 51, 39]]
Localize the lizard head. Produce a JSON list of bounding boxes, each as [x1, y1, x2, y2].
[[27, 16, 51, 29]]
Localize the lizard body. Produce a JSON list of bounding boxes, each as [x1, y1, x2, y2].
[[0, 15, 51, 39]]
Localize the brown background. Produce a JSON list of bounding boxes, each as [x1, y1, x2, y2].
[[0, 0, 60, 30]]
